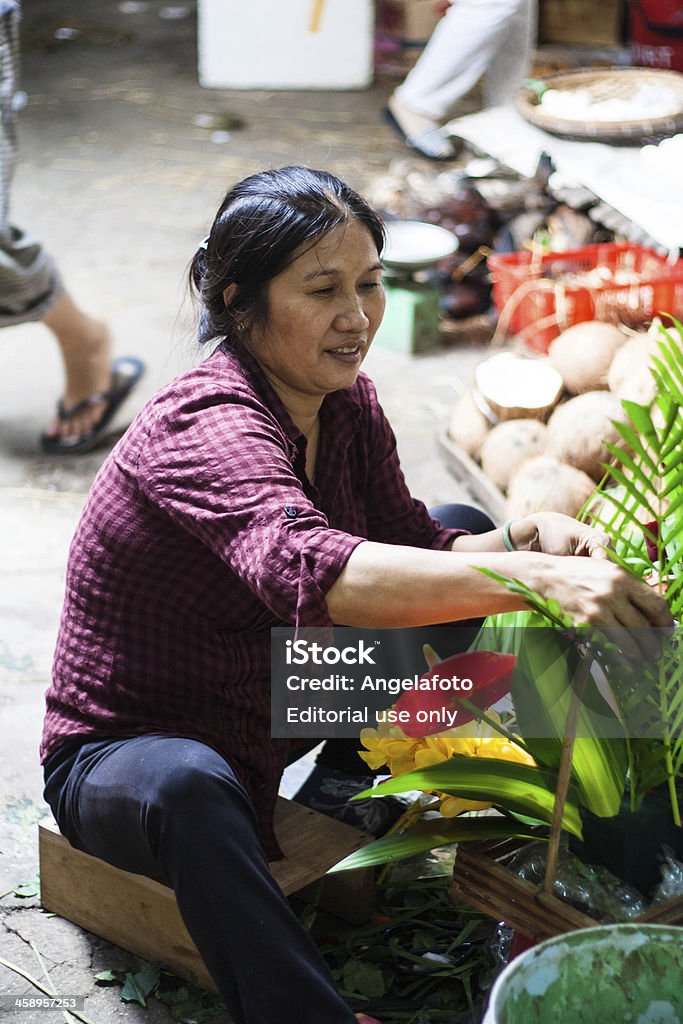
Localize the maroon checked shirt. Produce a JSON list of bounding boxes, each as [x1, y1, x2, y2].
[[41, 345, 462, 857]]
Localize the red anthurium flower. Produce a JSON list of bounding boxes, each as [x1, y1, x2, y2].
[[394, 650, 517, 738], [642, 520, 665, 564]]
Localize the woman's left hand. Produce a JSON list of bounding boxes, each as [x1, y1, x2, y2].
[[512, 512, 610, 559]]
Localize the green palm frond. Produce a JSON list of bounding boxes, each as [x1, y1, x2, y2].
[[482, 321, 683, 823], [651, 319, 683, 402], [583, 322, 683, 814], [474, 569, 574, 631], [589, 322, 683, 611]]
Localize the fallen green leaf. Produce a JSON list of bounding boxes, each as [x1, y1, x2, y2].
[[13, 878, 40, 899], [120, 962, 161, 1006], [94, 970, 121, 984], [342, 958, 386, 998]]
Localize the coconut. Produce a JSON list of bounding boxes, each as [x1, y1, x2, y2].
[[545, 391, 623, 481], [473, 352, 563, 421], [607, 332, 659, 404], [548, 320, 627, 394], [506, 456, 595, 518], [480, 419, 548, 493], [448, 388, 492, 459]]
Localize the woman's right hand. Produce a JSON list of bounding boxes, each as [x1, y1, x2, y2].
[[537, 553, 672, 660]]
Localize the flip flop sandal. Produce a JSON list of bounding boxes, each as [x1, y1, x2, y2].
[[40, 355, 146, 455], [383, 107, 458, 161]]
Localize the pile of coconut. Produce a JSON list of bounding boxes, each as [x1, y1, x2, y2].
[[448, 319, 664, 518]]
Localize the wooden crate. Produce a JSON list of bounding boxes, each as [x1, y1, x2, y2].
[[401, 0, 443, 44], [39, 797, 374, 993], [437, 430, 506, 525], [451, 837, 683, 944], [539, 0, 623, 46]]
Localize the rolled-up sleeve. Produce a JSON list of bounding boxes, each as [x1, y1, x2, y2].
[[136, 389, 364, 627]]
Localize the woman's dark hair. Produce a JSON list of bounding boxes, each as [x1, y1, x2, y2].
[[189, 165, 385, 346]]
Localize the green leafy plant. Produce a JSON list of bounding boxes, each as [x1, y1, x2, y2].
[[582, 320, 683, 818], [334, 319, 683, 876], [311, 872, 502, 1022]]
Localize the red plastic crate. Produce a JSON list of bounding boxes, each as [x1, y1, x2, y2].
[[488, 243, 683, 353], [630, 0, 683, 73]]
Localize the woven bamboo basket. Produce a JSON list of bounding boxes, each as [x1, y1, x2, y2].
[[516, 67, 683, 144], [451, 836, 683, 944], [450, 658, 683, 941]]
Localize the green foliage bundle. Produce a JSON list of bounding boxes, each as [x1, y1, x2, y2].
[[583, 319, 683, 819], [335, 320, 683, 873]]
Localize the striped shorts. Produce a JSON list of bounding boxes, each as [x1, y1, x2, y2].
[[0, 0, 62, 328]]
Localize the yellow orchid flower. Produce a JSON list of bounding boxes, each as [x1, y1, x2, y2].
[[357, 712, 534, 820], [414, 747, 448, 769], [439, 795, 491, 818]]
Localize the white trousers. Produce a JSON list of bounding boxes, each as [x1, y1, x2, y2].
[[395, 0, 538, 121]]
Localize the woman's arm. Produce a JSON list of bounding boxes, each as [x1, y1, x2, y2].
[[447, 512, 610, 559], [325, 539, 671, 633]]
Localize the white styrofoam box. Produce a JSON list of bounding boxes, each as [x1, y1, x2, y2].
[[198, 0, 375, 90]]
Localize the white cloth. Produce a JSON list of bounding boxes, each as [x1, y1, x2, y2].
[[395, 0, 537, 121], [444, 106, 683, 250]]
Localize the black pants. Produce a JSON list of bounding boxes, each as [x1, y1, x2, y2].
[[43, 735, 358, 1024], [43, 502, 494, 1024]]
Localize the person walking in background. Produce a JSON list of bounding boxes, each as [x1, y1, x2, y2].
[[0, 0, 144, 453], [386, 0, 538, 159]]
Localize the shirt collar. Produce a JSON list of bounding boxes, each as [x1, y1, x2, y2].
[[217, 343, 363, 457]]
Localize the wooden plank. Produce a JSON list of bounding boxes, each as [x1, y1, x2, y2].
[[270, 797, 372, 892], [39, 797, 374, 993], [452, 840, 599, 940], [39, 824, 217, 992], [270, 799, 376, 924], [638, 893, 683, 926], [436, 430, 506, 524], [452, 863, 596, 940]]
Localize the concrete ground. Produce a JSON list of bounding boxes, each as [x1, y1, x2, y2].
[[0, 2, 495, 1020]]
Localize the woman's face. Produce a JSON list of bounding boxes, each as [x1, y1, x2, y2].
[[244, 218, 385, 409]]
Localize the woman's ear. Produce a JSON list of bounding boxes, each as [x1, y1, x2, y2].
[[222, 282, 239, 307]]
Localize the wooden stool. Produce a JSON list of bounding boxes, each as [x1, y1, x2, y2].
[[39, 797, 373, 993]]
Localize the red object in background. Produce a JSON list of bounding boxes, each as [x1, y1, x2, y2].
[[394, 650, 517, 737], [488, 243, 683, 354], [642, 520, 663, 564], [508, 931, 535, 960], [629, 0, 683, 72]]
